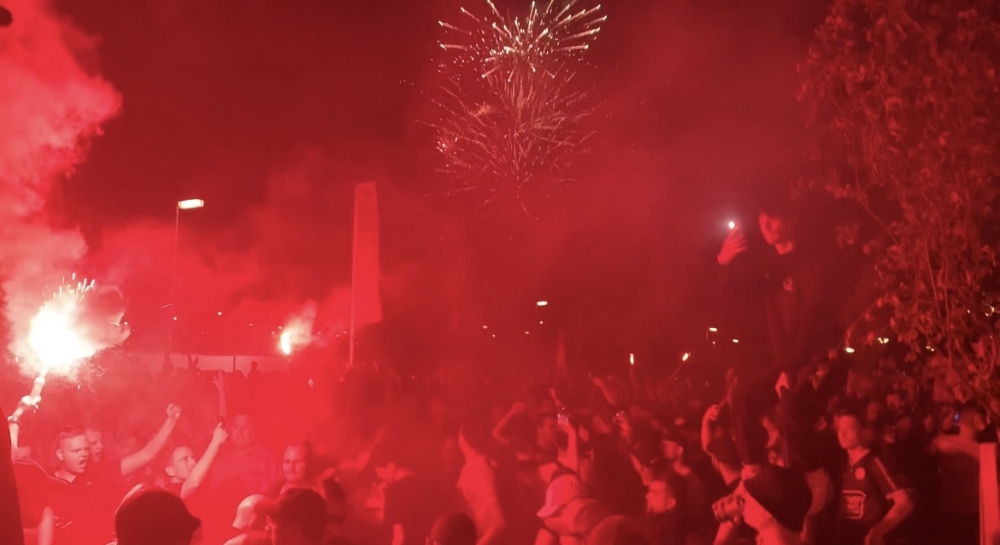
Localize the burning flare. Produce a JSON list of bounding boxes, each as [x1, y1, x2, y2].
[[278, 301, 317, 356]]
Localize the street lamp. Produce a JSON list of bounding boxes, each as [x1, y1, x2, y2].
[[169, 199, 205, 353]]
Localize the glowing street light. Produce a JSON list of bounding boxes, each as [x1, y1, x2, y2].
[[169, 198, 205, 353]]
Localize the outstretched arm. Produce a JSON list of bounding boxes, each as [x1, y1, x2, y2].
[[0, 403, 24, 545], [121, 404, 182, 477], [181, 424, 228, 498]]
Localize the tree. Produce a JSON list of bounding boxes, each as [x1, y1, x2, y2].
[[798, 0, 1000, 411]]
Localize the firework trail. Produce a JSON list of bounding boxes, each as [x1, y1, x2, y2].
[[431, 0, 605, 207]]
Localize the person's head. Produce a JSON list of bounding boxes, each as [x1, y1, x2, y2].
[[166, 446, 197, 483], [233, 494, 269, 532], [646, 472, 684, 515], [587, 516, 651, 545], [835, 410, 866, 450], [55, 427, 90, 475], [250, 360, 259, 371], [740, 466, 811, 534], [458, 424, 489, 457], [538, 473, 584, 521], [659, 429, 685, 464], [537, 413, 559, 450], [428, 513, 477, 545], [957, 405, 983, 437], [264, 488, 327, 545], [319, 476, 347, 529], [84, 428, 104, 462], [115, 485, 201, 545], [757, 199, 797, 247], [230, 413, 258, 449], [282, 443, 310, 485]]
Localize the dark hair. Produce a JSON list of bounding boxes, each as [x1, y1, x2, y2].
[[459, 423, 491, 454], [56, 427, 86, 448], [274, 488, 326, 542]]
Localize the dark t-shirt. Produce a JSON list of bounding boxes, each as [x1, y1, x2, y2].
[[838, 451, 906, 544], [384, 475, 440, 545], [50, 475, 112, 545]]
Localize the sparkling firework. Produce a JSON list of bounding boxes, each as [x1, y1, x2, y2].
[[25, 274, 130, 375], [431, 0, 605, 206]]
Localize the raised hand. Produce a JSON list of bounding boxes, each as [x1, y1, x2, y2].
[[717, 227, 748, 266], [166, 404, 182, 422]]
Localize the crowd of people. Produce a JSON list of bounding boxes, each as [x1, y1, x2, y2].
[[0, 200, 994, 545]]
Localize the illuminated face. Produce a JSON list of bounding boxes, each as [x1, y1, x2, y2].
[[169, 447, 197, 482], [646, 481, 674, 514], [836, 415, 863, 450], [538, 416, 559, 449], [758, 212, 792, 246], [58, 434, 90, 475], [282, 445, 307, 484], [85, 429, 104, 462], [230, 415, 255, 449], [661, 440, 682, 463]]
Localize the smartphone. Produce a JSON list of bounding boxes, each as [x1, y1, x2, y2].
[[728, 220, 737, 231], [952, 411, 961, 426], [557, 411, 570, 427]]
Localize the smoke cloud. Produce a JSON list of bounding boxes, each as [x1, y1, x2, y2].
[[0, 0, 120, 360]]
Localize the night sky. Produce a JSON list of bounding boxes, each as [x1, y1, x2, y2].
[[14, 0, 832, 366]]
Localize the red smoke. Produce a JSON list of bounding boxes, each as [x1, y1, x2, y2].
[[0, 0, 120, 359]]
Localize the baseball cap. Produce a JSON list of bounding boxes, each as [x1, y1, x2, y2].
[[115, 486, 201, 545], [743, 465, 812, 533], [537, 474, 583, 518]]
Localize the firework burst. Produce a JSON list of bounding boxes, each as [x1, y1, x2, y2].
[[25, 274, 130, 376], [430, 0, 605, 208]]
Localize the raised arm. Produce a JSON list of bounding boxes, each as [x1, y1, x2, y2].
[[213, 372, 228, 421], [491, 401, 526, 448], [120, 404, 181, 477], [181, 424, 228, 498]]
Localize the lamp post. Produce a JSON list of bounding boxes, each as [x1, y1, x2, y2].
[[169, 199, 204, 353]]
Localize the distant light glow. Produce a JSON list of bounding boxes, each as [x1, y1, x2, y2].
[[682, 352, 691, 362], [536, 301, 549, 307], [629, 353, 635, 366], [732, 339, 739, 344], [177, 199, 205, 210], [728, 220, 736, 230], [708, 327, 718, 332], [278, 302, 318, 356], [845, 347, 856, 354]]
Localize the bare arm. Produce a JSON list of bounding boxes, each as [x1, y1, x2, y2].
[[560, 423, 580, 474], [37, 507, 53, 545], [533, 529, 558, 545], [476, 499, 505, 545], [713, 521, 739, 545], [391, 524, 405, 545], [491, 402, 526, 448], [121, 404, 181, 477], [701, 405, 721, 453], [181, 424, 228, 498], [213, 372, 228, 421]]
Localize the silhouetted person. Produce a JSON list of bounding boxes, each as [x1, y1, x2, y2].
[[114, 485, 202, 545]]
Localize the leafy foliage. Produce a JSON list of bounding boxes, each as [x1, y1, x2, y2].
[[798, 0, 1000, 410]]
